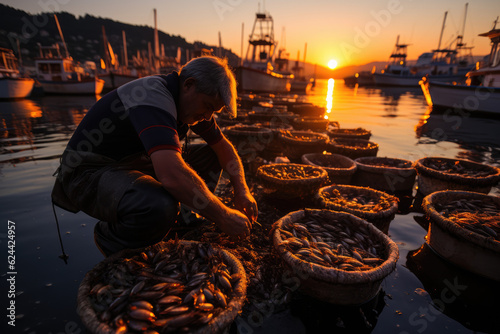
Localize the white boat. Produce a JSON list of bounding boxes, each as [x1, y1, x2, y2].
[[420, 26, 500, 115], [0, 47, 34, 99], [237, 11, 292, 93], [35, 44, 104, 95], [372, 35, 416, 86]]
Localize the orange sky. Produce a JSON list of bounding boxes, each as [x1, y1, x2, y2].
[[2, 0, 499, 68]]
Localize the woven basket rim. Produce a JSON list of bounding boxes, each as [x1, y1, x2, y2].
[[302, 153, 357, 172], [256, 163, 328, 184], [248, 110, 295, 116], [415, 157, 500, 185], [328, 138, 379, 149], [355, 157, 415, 173], [224, 124, 273, 136], [422, 190, 500, 252], [76, 240, 247, 334], [317, 184, 399, 219], [328, 128, 371, 135], [278, 131, 329, 144], [272, 209, 399, 284]]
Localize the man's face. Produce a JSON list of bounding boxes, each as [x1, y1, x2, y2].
[[178, 78, 225, 125]]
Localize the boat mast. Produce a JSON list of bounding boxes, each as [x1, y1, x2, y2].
[[154, 9, 160, 71], [436, 11, 448, 50], [122, 30, 128, 68], [54, 14, 69, 58]]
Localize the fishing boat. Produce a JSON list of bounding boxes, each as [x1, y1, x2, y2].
[[372, 35, 415, 86], [0, 47, 34, 99], [35, 44, 104, 95], [237, 11, 293, 93], [375, 8, 474, 86], [420, 24, 500, 115], [35, 15, 104, 95]]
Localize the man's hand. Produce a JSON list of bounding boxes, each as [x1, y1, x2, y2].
[[217, 208, 252, 238], [234, 191, 258, 223]]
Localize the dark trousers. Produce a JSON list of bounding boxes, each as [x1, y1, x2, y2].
[[53, 144, 221, 256]]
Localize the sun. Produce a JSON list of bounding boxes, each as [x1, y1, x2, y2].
[[328, 59, 338, 69]]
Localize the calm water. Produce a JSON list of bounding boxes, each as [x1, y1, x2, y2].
[[1, 79, 499, 334]]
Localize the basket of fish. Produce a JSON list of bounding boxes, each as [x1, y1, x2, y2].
[[328, 127, 372, 140], [353, 157, 416, 193], [326, 138, 379, 160], [256, 163, 328, 199], [292, 116, 329, 132], [301, 153, 357, 185], [223, 124, 273, 160], [278, 130, 329, 161], [247, 108, 297, 125], [415, 157, 500, 196], [317, 185, 399, 234], [256, 122, 294, 159], [77, 240, 247, 334], [271, 209, 399, 305], [423, 190, 500, 281]]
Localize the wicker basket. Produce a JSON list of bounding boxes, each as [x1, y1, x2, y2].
[[223, 125, 273, 159], [353, 157, 416, 193], [289, 104, 326, 117], [326, 138, 379, 160], [422, 190, 500, 281], [247, 109, 297, 125], [301, 153, 357, 185], [271, 209, 399, 305], [77, 240, 247, 334], [216, 112, 249, 127], [293, 116, 329, 132], [317, 184, 399, 234], [279, 131, 329, 161], [256, 163, 328, 199], [415, 157, 500, 196], [328, 128, 372, 140], [256, 122, 294, 160]]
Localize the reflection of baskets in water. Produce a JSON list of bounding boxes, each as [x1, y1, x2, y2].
[[247, 109, 297, 125], [328, 128, 372, 140], [293, 116, 329, 132], [353, 157, 416, 193], [423, 190, 500, 281], [271, 209, 399, 305], [256, 163, 328, 199], [301, 153, 357, 185], [77, 240, 247, 334], [326, 138, 379, 160], [223, 125, 273, 159], [415, 157, 500, 196], [317, 184, 399, 234], [279, 131, 329, 161]]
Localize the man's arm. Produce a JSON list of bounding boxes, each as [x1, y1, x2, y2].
[[210, 135, 258, 223], [150, 149, 251, 237]]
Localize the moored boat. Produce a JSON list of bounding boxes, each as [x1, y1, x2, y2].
[[0, 47, 34, 99], [35, 44, 104, 95], [420, 25, 500, 115], [237, 11, 292, 93]]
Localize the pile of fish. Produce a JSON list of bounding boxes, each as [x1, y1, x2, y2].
[[258, 164, 324, 180], [86, 240, 242, 333], [423, 159, 496, 177], [435, 198, 500, 241], [321, 188, 395, 212], [275, 210, 385, 271]]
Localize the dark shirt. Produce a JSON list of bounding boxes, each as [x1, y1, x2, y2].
[[67, 72, 223, 161]]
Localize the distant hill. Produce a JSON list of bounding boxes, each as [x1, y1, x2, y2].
[[0, 4, 239, 68]]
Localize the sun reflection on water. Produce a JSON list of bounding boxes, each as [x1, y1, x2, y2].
[[325, 78, 334, 119]]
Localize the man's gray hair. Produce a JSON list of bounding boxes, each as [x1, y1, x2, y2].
[[179, 56, 237, 118]]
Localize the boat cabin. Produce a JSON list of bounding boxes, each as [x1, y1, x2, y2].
[[35, 44, 87, 82], [0, 47, 21, 77]]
